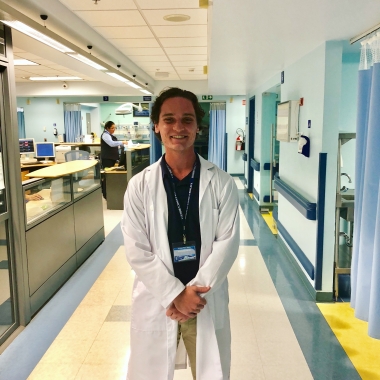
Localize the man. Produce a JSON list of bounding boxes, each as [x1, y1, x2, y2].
[[121, 87, 240, 380]]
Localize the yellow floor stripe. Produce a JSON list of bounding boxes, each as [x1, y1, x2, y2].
[[261, 211, 278, 234], [317, 302, 380, 379], [248, 193, 253, 200]]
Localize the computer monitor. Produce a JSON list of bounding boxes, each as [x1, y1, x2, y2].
[[19, 138, 35, 155], [35, 142, 56, 163]]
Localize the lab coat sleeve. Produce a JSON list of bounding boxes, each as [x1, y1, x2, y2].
[[121, 176, 185, 309], [189, 177, 240, 294]]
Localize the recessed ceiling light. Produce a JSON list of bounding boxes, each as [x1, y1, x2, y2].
[[67, 53, 106, 70], [14, 59, 39, 66], [1, 20, 74, 53], [163, 14, 191, 22]]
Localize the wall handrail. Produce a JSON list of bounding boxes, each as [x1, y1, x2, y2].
[[274, 177, 317, 220], [251, 158, 260, 171]]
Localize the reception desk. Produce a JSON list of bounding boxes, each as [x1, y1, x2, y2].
[[104, 144, 150, 210], [24, 160, 104, 315]]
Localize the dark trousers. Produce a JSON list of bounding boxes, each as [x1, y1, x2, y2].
[[101, 158, 117, 199]]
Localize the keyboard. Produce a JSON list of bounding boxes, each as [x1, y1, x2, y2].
[[21, 159, 38, 165]]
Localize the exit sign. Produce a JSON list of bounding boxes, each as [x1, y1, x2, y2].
[[202, 95, 213, 100]]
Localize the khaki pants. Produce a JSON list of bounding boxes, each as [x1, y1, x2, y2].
[[177, 317, 197, 379]]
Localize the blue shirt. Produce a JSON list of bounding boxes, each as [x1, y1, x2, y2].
[[102, 130, 124, 148]]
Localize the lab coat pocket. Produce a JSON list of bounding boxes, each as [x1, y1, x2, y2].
[[131, 281, 166, 331]]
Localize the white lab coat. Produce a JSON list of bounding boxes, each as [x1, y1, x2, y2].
[[121, 155, 240, 380]]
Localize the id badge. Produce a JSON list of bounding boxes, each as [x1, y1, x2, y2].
[[172, 241, 196, 263]]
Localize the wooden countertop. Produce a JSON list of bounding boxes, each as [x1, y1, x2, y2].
[[55, 143, 101, 146], [21, 162, 56, 169], [26, 160, 98, 178], [125, 143, 150, 150]]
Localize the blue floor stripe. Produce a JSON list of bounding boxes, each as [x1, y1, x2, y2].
[[240, 239, 257, 246], [238, 191, 361, 380]]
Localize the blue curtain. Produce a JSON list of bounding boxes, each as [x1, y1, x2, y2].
[[64, 103, 82, 142], [208, 103, 226, 170], [351, 39, 380, 339], [17, 108, 26, 138]]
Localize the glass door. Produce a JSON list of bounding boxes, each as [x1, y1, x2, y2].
[[0, 65, 17, 342]]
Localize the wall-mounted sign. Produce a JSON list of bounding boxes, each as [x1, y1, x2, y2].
[[202, 95, 213, 100], [103, 96, 109, 101], [143, 96, 152, 101], [308, 120, 311, 128], [281, 71, 284, 84]]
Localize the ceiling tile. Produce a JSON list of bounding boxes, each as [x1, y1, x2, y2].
[[59, 0, 137, 11], [160, 37, 207, 47], [119, 47, 166, 56], [152, 25, 207, 38], [138, 62, 175, 68], [136, 0, 200, 9], [75, 10, 145, 26], [178, 74, 208, 80], [169, 54, 207, 61], [154, 73, 181, 80], [142, 9, 207, 26], [108, 38, 160, 48], [165, 47, 207, 55], [176, 67, 204, 74], [172, 60, 207, 67], [129, 56, 170, 62], [94, 26, 154, 39]]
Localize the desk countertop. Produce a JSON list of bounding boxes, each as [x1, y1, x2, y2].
[[21, 162, 56, 169], [26, 160, 98, 178]]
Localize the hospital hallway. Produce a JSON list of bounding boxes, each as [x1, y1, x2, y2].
[[0, 176, 377, 379]]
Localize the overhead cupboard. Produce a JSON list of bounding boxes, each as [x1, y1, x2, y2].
[[23, 161, 104, 315]]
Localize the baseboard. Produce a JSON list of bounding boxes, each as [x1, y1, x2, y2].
[[277, 235, 334, 302], [0, 326, 25, 354]]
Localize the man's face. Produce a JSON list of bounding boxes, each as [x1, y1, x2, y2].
[[155, 97, 198, 154]]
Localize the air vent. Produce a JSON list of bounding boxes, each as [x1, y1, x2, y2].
[[155, 72, 169, 78], [163, 14, 190, 22]]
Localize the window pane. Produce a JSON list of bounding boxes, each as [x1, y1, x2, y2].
[[0, 221, 15, 337]]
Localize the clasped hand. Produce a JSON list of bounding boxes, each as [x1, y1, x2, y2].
[[166, 285, 210, 322]]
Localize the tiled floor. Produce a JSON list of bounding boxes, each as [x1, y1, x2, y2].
[[0, 180, 363, 379]]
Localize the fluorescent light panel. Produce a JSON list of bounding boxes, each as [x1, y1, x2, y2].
[[1, 20, 74, 53], [140, 89, 152, 95], [14, 59, 39, 66], [106, 72, 130, 82], [126, 82, 141, 89], [29, 76, 82, 81], [67, 53, 106, 70]]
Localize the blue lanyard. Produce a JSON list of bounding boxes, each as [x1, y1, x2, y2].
[[166, 162, 196, 244]]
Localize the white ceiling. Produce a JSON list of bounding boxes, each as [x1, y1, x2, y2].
[[1, 0, 379, 96]]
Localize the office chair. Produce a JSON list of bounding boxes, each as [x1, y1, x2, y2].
[[64, 150, 90, 162]]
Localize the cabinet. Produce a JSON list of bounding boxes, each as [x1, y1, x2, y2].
[[23, 161, 104, 315], [104, 144, 150, 210]]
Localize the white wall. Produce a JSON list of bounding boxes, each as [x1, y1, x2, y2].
[[247, 42, 347, 293], [17, 97, 64, 143]]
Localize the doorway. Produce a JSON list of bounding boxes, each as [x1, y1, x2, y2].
[[248, 97, 255, 193]]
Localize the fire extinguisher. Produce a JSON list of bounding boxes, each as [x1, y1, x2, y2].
[[235, 128, 245, 150], [236, 135, 243, 150]]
